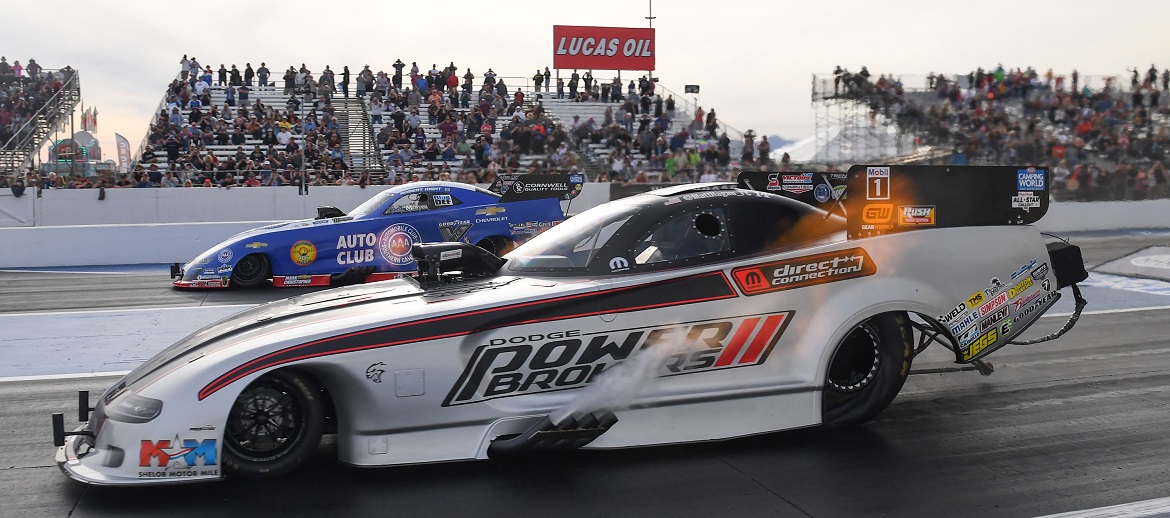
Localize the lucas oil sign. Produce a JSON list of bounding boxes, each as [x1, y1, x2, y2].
[[553, 25, 655, 71], [443, 312, 793, 406]]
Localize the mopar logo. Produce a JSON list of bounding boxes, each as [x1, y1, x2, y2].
[[742, 271, 764, 289], [443, 313, 794, 406], [609, 257, 629, 272]]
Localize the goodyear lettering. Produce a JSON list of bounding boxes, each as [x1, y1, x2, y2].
[[1013, 291, 1060, 323], [444, 313, 793, 406]]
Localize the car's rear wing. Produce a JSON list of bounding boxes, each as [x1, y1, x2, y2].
[[842, 165, 1050, 239]]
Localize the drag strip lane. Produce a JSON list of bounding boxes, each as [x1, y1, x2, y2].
[[0, 306, 1167, 516]]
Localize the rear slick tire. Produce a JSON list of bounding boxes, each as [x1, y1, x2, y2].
[[476, 236, 516, 257], [223, 370, 325, 479], [822, 312, 913, 429]]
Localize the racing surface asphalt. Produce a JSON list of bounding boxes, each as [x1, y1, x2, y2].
[[1, 232, 1169, 517]]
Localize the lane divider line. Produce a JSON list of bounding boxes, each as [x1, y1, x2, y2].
[[0, 370, 130, 384], [0, 304, 258, 318]]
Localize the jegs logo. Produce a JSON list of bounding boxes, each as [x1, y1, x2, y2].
[[442, 312, 794, 406]]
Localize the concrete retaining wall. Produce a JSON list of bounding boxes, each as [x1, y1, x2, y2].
[[0, 187, 1164, 268]]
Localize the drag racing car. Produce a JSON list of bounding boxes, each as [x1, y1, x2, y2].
[[54, 165, 1088, 485], [172, 174, 583, 288]]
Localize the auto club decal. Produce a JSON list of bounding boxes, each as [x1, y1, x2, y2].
[[290, 240, 317, 266], [443, 312, 794, 406], [378, 223, 422, 265], [731, 248, 876, 295]]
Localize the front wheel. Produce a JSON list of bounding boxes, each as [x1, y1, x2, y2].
[[230, 254, 270, 288], [822, 312, 913, 428], [222, 370, 325, 479]]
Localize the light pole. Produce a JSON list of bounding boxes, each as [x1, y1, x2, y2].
[[645, 0, 656, 82]]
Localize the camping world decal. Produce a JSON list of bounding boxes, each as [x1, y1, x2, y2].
[[731, 248, 876, 296], [443, 312, 794, 406]]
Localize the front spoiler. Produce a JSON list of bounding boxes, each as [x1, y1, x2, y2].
[[57, 430, 222, 486]]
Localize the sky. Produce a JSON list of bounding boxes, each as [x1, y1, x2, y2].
[[7, 0, 1170, 161]]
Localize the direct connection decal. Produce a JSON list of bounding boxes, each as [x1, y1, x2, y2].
[[731, 248, 876, 295]]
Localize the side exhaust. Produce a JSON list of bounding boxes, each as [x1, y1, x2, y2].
[[487, 411, 618, 458]]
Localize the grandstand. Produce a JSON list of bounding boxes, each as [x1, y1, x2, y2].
[[0, 64, 82, 176], [129, 61, 747, 187]]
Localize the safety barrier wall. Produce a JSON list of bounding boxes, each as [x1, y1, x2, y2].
[[0, 185, 612, 227], [0, 189, 1165, 268]]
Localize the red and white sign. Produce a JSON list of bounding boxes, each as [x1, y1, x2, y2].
[[553, 25, 655, 71]]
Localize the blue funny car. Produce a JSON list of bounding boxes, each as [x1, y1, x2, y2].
[[172, 174, 582, 288]]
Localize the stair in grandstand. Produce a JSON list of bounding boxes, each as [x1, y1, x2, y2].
[[333, 97, 385, 175], [0, 71, 81, 175]]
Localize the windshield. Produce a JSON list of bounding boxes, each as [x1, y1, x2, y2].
[[507, 201, 644, 272], [348, 189, 397, 218]]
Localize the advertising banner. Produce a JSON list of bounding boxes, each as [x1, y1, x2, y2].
[[116, 133, 131, 174], [553, 25, 655, 71]]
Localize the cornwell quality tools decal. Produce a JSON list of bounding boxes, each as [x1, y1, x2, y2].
[[443, 312, 794, 406], [199, 272, 738, 400], [731, 248, 876, 296]]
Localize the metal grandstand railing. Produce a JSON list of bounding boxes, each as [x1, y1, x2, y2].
[[0, 69, 82, 175], [334, 97, 384, 175]]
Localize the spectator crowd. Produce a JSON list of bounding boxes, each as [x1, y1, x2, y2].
[[0, 57, 66, 150], [826, 63, 1170, 200]]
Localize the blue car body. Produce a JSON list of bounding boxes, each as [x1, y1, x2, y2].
[[174, 178, 577, 288]]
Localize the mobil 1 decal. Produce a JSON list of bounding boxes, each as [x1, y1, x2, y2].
[[443, 312, 793, 406], [731, 248, 876, 295], [845, 165, 1049, 239]]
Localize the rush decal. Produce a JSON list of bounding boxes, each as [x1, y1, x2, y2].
[[443, 312, 793, 406], [732, 248, 876, 296], [199, 272, 738, 400]]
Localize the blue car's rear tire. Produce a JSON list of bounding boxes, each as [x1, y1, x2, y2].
[[476, 236, 515, 257], [231, 254, 270, 288], [822, 312, 913, 428]]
